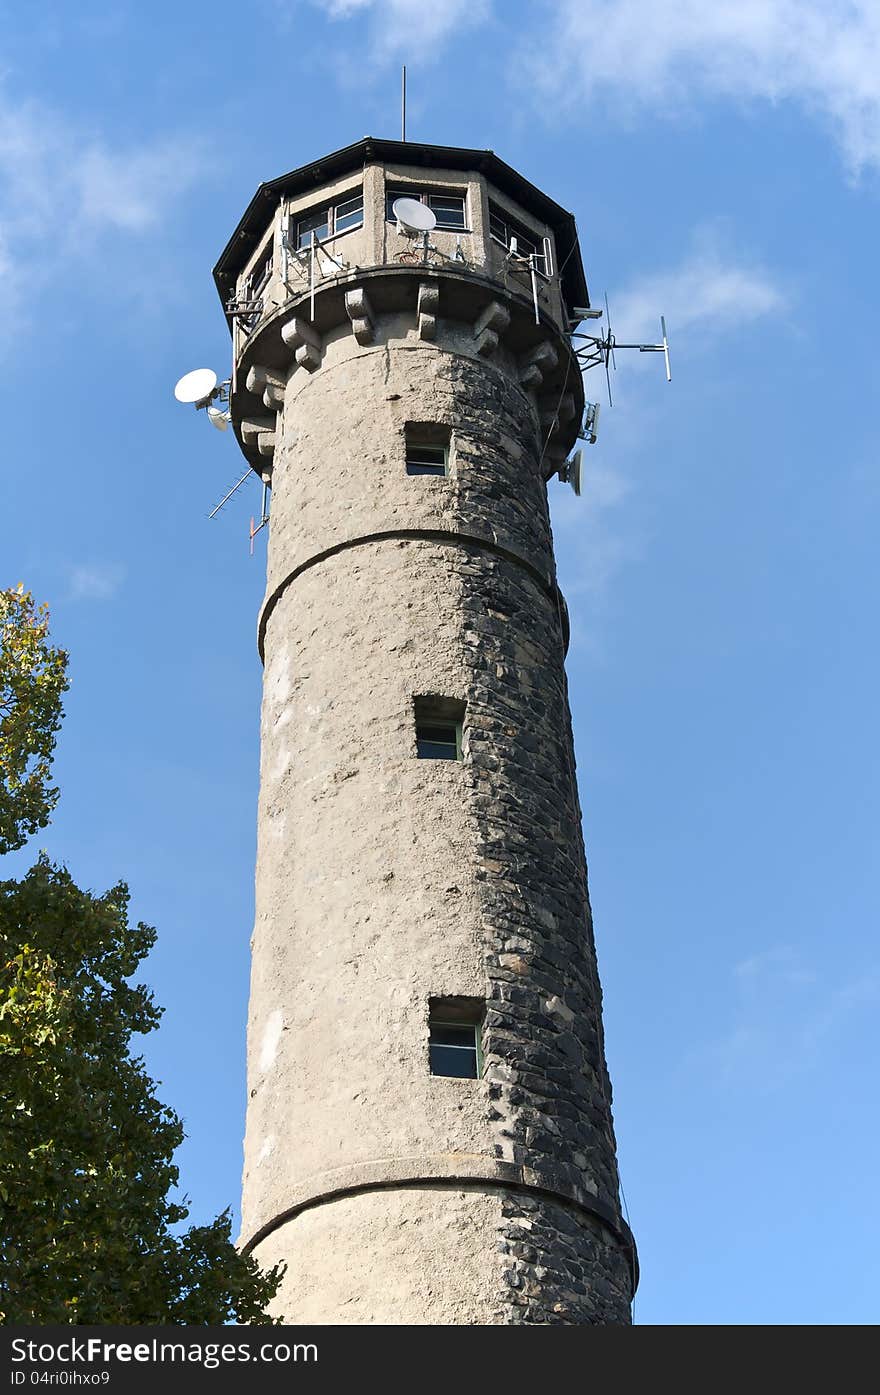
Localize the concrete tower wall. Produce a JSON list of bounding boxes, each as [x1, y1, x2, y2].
[[218, 141, 636, 1324]]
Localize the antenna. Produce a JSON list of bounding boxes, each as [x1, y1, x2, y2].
[[174, 368, 217, 406], [208, 467, 255, 519], [558, 449, 583, 497], [402, 65, 406, 141], [392, 197, 436, 235], [570, 303, 672, 406], [580, 401, 600, 445]]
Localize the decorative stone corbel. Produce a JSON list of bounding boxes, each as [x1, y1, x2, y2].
[[474, 300, 510, 357], [519, 340, 558, 390], [540, 394, 576, 433], [245, 365, 286, 411], [344, 288, 375, 345], [418, 282, 439, 341], [239, 412, 277, 446], [281, 317, 324, 373]]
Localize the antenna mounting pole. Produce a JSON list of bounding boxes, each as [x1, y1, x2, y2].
[[401, 65, 406, 141]]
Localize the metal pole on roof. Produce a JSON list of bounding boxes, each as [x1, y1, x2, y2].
[[402, 66, 406, 142]]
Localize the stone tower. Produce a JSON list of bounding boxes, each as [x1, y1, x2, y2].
[[213, 138, 637, 1324]]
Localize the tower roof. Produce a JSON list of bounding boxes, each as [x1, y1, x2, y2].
[[212, 136, 590, 312]]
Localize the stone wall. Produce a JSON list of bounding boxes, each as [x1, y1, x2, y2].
[[242, 299, 633, 1324]]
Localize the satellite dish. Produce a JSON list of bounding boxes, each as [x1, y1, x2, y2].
[[174, 368, 217, 405], [392, 197, 436, 234], [559, 449, 583, 497], [206, 405, 231, 432]]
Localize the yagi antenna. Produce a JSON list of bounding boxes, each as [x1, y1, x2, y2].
[[570, 303, 672, 407]]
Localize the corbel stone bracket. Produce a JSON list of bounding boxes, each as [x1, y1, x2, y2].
[[540, 393, 576, 434], [281, 317, 324, 373], [245, 364, 286, 411], [418, 282, 439, 341], [474, 299, 510, 358], [344, 287, 375, 346], [241, 414, 278, 460], [519, 340, 558, 390]]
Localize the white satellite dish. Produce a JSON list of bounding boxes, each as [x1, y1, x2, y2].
[[206, 405, 231, 432], [559, 449, 583, 497], [174, 368, 218, 405], [392, 197, 436, 234]]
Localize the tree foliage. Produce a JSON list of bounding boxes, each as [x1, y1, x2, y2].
[[0, 587, 68, 854], [0, 857, 283, 1323]]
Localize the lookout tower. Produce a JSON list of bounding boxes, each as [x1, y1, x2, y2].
[[213, 137, 637, 1324]]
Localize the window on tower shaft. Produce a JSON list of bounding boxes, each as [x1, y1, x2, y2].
[[413, 696, 465, 760], [428, 999, 484, 1079], [405, 423, 451, 477]]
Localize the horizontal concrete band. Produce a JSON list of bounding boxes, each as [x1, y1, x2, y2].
[[257, 528, 570, 661], [242, 1153, 639, 1296]]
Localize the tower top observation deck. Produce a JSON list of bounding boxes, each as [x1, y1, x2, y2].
[[213, 138, 589, 480]]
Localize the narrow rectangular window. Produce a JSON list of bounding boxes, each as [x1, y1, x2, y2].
[[405, 423, 451, 477], [428, 193, 466, 229], [406, 444, 447, 476], [296, 189, 364, 249], [488, 202, 549, 276], [386, 187, 468, 230], [429, 998, 484, 1079], [334, 192, 364, 234], [297, 207, 330, 250], [413, 696, 465, 761]]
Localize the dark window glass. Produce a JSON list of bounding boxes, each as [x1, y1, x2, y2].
[[488, 203, 548, 275], [429, 1023, 479, 1078], [387, 188, 467, 229], [428, 193, 466, 229], [297, 207, 330, 249], [246, 249, 272, 298], [489, 210, 507, 243], [406, 443, 447, 476], [334, 193, 364, 234], [386, 188, 410, 221], [416, 723, 458, 759]]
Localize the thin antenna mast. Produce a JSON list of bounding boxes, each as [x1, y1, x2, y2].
[[401, 66, 407, 141]]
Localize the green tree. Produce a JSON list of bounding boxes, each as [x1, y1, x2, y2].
[[0, 857, 283, 1324], [0, 591, 281, 1323], [0, 586, 68, 855]]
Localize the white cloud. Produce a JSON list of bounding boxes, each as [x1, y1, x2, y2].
[[551, 228, 781, 619], [67, 563, 125, 603], [522, 0, 880, 175], [0, 89, 205, 323], [612, 225, 786, 346], [310, 0, 491, 55]]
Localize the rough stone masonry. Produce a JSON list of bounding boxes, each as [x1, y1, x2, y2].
[[213, 138, 637, 1323]]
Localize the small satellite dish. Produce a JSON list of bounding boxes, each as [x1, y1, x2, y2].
[[174, 368, 218, 405], [206, 405, 231, 432], [559, 449, 583, 497], [392, 197, 436, 234]]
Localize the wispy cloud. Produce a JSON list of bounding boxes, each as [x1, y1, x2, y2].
[[309, 0, 491, 56], [551, 227, 782, 621], [67, 563, 125, 603], [698, 945, 880, 1091], [520, 0, 880, 176], [0, 89, 206, 328], [612, 225, 786, 345]]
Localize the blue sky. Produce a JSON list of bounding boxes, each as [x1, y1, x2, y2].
[[2, 0, 878, 1325]]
